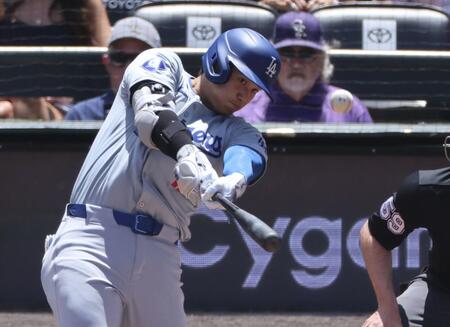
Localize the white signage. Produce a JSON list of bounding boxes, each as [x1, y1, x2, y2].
[[181, 205, 430, 290], [186, 16, 221, 48], [363, 19, 397, 50]]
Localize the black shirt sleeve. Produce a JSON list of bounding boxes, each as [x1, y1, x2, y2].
[[368, 171, 422, 250]]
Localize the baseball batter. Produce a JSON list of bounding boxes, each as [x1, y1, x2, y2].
[[40, 28, 280, 327]]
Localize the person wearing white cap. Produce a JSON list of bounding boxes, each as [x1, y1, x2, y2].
[[65, 16, 161, 120]]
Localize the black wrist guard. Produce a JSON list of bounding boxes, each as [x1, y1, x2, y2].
[[151, 110, 192, 160]]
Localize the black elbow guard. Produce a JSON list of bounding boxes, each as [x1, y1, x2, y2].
[[151, 110, 192, 160]]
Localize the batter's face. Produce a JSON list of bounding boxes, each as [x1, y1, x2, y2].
[[201, 69, 260, 115], [277, 46, 325, 101], [104, 38, 151, 92]]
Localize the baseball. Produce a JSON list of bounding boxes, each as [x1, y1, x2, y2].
[[330, 89, 353, 113]]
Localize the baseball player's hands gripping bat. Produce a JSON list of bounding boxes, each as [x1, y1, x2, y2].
[[212, 193, 282, 252]]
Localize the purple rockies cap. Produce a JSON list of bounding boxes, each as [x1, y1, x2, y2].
[[273, 12, 325, 51]]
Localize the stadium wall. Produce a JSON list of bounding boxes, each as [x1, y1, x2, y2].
[[0, 123, 448, 311]]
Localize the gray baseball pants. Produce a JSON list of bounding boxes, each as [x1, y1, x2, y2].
[[398, 272, 450, 327]]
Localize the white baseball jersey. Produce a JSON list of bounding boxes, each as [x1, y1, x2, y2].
[[69, 48, 267, 241]]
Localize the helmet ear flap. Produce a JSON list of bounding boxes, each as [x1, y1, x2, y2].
[[209, 52, 220, 75], [202, 34, 232, 84], [211, 59, 225, 81]]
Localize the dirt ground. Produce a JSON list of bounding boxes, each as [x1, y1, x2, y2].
[[0, 312, 367, 326]]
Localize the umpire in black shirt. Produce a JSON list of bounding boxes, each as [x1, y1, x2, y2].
[[360, 140, 450, 327]]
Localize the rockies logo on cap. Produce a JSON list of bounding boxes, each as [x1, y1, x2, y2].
[[291, 19, 307, 39]]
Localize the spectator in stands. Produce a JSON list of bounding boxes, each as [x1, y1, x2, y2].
[[235, 11, 372, 123], [0, 97, 65, 120], [391, 0, 450, 13], [102, 0, 338, 22], [64, 17, 161, 121], [258, 0, 338, 11], [0, 0, 111, 120], [0, 0, 110, 46], [0, 98, 13, 118]]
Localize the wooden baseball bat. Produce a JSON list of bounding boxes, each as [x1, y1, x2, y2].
[[213, 193, 282, 252]]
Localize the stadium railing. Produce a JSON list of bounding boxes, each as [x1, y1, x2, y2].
[[0, 46, 449, 122]]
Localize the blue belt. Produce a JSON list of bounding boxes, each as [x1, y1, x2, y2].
[[67, 203, 163, 236]]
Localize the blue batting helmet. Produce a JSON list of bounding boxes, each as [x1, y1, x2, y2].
[[202, 28, 281, 99]]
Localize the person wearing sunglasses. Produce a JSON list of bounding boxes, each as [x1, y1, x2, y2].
[[65, 16, 161, 120], [235, 11, 372, 123]]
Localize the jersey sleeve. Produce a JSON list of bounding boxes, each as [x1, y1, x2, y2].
[[223, 145, 265, 185], [122, 48, 183, 101], [221, 118, 268, 184], [226, 118, 267, 162], [368, 171, 422, 250]]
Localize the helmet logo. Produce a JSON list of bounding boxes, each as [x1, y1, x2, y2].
[[292, 19, 306, 39], [265, 56, 278, 78], [192, 25, 216, 41]]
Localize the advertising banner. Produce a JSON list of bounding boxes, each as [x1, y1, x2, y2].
[[0, 127, 445, 311]]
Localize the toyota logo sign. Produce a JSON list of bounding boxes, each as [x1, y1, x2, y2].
[[192, 25, 216, 40], [367, 28, 392, 43]]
